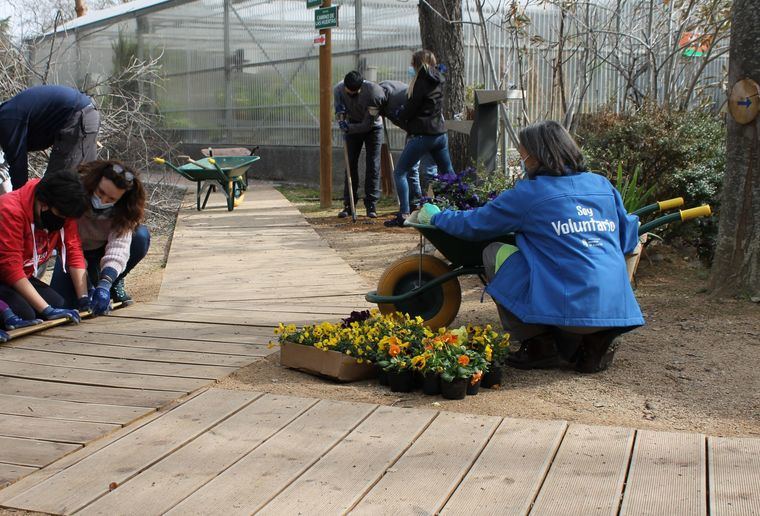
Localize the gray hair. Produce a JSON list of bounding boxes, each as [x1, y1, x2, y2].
[[518, 120, 586, 178]]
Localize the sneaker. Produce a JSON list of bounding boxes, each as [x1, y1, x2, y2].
[[111, 278, 134, 306], [338, 207, 350, 218], [575, 332, 621, 373], [505, 333, 564, 370], [366, 206, 377, 218], [383, 213, 409, 227]]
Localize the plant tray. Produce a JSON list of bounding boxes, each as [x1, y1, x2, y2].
[[280, 341, 377, 382]]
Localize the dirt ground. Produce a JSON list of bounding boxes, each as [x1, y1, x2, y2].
[[217, 201, 760, 438]]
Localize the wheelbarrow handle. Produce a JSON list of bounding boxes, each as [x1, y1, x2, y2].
[[152, 157, 197, 182], [638, 204, 712, 234], [631, 197, 684, 217]]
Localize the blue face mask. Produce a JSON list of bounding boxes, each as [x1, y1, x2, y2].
[[520, 159, 528, 178], [407, 65, 416, 78], [91, 194, 115, 211]]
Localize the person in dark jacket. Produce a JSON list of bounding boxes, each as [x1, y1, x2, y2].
[[333, 71, 385, 218], [379, 80, 438, 211], [0, 85, 100, 191], [386, 50, 455, 227], [420, 121, 644, 373]]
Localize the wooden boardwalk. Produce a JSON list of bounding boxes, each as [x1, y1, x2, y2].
[[1, 182, 758, 515], [0, 183, 371, 491]]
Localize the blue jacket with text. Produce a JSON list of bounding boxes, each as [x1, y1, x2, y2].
[[431, 171, 645, 328]]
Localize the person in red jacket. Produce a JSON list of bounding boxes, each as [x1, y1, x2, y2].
[[0, 169, 90, 323]]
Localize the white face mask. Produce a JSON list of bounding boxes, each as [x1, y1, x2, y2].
[[407, 65, 416, 78], [91, 194, 115, 211]]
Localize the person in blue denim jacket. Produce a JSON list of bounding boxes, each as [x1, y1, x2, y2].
[[425, 120, 644, 373]]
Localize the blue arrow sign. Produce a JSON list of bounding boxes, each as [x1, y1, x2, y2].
[[738, 97, 752, 108]]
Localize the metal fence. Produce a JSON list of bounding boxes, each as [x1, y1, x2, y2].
[[28, 0, 728, 149]]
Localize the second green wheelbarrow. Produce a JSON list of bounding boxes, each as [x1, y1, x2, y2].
[[153, 154, 261, 211], [366, 198, 712, 329]]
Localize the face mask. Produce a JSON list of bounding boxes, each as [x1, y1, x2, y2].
[[520, 159, 528, 178], [91, 194, 115, 211], [407, 66, 416, 78], [40, 209, 66, 232]]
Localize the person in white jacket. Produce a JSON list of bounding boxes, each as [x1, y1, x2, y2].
[[50, 160, 149, 314]]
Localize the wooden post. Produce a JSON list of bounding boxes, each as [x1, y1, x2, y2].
[[319, 0, 333, 209]]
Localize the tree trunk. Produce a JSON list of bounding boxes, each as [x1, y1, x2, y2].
[[419, 0, 468, 171], [75, 0, 88, 17], [709, 0, 760, 298]]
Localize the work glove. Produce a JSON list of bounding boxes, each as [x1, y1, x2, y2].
[[40, 306, 81, 324], [418, 203, 441, 225], [2, 307, 42, 330], [90, 286, 112, 316], [77, 294, 92, 314], [338, 120, 349, 133]]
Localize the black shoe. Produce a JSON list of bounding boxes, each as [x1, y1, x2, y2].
[[366, 206, 377, 218], [111, 278, 134, 306], [338, 207, 350, 218], [506, 333, 563, 370], [383, 213, 409, 227], [575, 332, 621, 374]]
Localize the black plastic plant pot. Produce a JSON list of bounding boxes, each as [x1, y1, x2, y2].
[[422, 372, 441, 395], [388, 370, 415, 392], [378, 368, 389, 386], [467, 377, 481, 396], [440, 378, 467, 400], [481, 367, 503, 389]]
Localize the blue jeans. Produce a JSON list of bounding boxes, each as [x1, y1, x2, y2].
[[50, 225, 151, 308], [394, 133, 454, 214], [408, 153, 438, 208]]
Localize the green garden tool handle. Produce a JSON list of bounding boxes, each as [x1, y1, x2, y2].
[[632, 197, 684, 217], [638, 204, 712, 235]]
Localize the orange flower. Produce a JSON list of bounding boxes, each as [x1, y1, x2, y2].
[[471, 370, 483, 385], [389, 344, 401, 357], [458, 354, 470, 366]]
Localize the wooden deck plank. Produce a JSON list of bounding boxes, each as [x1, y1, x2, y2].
[[0, 360, 209, 392], [1, 389, 261, 514], [0, 377, 182, 407], [0, 414, 120, 445], [0, 436, 80, 468], [257, 406, 437, 515], [0, 464, 36, 488], [352, 411, 501, 514], [78, 394, 316, 515], [709, 436, 760, 516], [167, 399, 376, 515], [620, 430, 706, 516], [530, 424, 634, 516], [13, 338, 255, 367], [108, 306, 351, 327], [0, 393, 150, 424], [50, 320, 275, 344], [440, 418, 568, 515], [41, 330, 272, 356], [0, 390, 205, 504], [0, 347, 237, 380]]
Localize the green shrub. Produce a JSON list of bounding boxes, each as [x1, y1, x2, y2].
[[576, 104, 725, 262]]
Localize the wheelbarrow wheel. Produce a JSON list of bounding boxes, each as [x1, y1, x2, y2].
[[376, 255, 461, 330]]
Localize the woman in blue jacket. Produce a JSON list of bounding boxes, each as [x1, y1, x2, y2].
[[422, 120, 644, 373]]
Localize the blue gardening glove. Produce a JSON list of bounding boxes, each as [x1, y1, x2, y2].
[[338, 120, 349, 133], [40, 306, 81, 324], [90, 287, 112, 316], [78, 295, 92, 313], [418, 203, 441, 225], [0, 329, 8, 343], [2, 308, 42, 330], [89, 267, 116, 316]]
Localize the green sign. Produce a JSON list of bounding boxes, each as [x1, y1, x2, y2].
[[315, 6, 338, 30], [306, 0, 320, 9]]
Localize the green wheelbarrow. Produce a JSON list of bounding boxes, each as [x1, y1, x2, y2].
[[366, 198, 712, 330], [153, 154, 260, 211]]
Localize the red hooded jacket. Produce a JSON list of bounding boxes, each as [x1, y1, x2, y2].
[[0, 179, 86, 285]]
